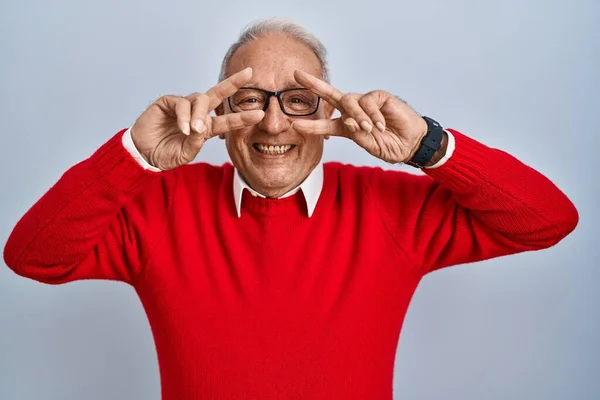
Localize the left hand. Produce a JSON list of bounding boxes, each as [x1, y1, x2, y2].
[[292, 70, 429, 164]]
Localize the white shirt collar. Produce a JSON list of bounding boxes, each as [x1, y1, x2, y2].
[[233, 163, 324, 218]]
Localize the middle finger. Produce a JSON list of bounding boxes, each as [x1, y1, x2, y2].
[[189, 94, 210, 134], [340, 94, 374, 133], [205, 67, 254, 111], [294, 70, 343, 110]]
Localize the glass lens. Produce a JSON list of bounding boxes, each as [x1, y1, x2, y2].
[[281, 89, 319, 115], [230, 89, 267, 111]]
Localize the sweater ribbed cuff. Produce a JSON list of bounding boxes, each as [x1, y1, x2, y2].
[[423, 129, 492, 193], [88, 129, 160, 194]]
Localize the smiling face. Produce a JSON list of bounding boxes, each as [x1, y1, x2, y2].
[[218, 34, 333, 198]]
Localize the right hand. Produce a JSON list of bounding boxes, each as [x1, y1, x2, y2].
[[131, 67, 264, 170]]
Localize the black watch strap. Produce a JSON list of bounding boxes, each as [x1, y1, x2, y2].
[[406, 116, 444, 168]]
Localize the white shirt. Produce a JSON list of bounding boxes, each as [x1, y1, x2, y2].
[[232, 161, 323, 218], [121, 128, 456, 217]]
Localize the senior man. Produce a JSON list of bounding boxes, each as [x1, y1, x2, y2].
[[4, 19, 578, 400]]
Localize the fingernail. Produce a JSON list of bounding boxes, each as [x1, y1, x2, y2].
[[360, 121, 372, 133], [194, 119, 205, 134], [344, 118, 357, 133], [376, 121, 385, 133], [182, 123, 190, 136]]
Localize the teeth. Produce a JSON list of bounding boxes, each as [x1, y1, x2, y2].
[[255, 144, 293, 155]]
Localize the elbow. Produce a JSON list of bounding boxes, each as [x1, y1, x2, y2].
[[3, 257, 74, 285], [3, 238, 66, 284], [3, 245, 35, 281], [509, 199, 579, 251], [538, 199, 579, 249], [3, 236, 23, 275], [555, 200, 579, 242]]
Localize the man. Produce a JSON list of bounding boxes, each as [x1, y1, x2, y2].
[[3, 19, 578, 400]]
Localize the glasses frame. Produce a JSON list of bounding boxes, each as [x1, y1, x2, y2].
[[227, 87, 321, 117]]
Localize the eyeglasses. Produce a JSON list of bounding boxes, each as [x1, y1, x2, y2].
[[227, 87, 321, 116]]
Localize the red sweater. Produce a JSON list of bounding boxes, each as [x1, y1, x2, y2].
[[4, 128, 578, 399]]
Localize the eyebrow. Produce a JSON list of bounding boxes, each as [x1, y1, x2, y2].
[[243, 81, 305, 91]]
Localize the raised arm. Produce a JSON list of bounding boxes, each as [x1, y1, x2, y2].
[[3, 68, 265, 285], [291, 70, 578, 276], [369, 129, 578, 275], [3, 132, 170, 284]]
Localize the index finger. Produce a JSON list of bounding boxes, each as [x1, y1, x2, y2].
[[206, 67, 253, 111], [294, 70, 343, 109]]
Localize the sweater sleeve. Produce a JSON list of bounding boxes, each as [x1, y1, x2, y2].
[[370, 129, 579, 277], [3, 129, 174, 285]]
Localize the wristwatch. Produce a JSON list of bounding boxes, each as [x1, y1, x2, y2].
[[405, 116, 444, 168]]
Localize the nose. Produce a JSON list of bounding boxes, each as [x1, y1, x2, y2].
[[257, 95, 290, 135]]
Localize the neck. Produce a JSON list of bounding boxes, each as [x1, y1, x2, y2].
[[238, 165, 321, 199], [245, 178, 305, 198]]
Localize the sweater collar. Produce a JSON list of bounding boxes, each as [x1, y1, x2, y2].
[[233, 163, 324, 218]]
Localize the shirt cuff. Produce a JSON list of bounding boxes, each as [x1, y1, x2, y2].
[[121, 127, 162, 172], [424, 129, 455, 169]]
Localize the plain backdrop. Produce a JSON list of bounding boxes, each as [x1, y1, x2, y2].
[[1, 0, 598, 399]]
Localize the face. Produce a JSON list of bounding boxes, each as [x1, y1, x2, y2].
[[217, 34, 333, 198]]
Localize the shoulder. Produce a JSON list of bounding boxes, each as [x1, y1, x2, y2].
[[324, 161, 430, 186], [132, 162, 232, 205], [175, 162, 232, 185], [323, 162, 440, 204]]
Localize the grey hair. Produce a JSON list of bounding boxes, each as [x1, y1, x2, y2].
[[218, 18, 330, 83]]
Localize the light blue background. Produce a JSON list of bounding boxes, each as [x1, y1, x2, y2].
[[1, 0, 598, 399]]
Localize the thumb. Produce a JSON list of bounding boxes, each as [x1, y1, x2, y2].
[[292, 118, 347, 137], [209, 110, 265, 138], [180, 115, 212, 162]]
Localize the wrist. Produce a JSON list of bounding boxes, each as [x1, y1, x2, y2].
[[122, 127, 162, 172], [406, 118, 429, 161], [405, 116, 445, 168]]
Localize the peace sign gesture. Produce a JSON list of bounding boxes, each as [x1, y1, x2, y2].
[[291, 70, 430, 164], [131, 68, 265, 170]]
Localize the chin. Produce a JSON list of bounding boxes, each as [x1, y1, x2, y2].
[[250, 167, 299, 192]]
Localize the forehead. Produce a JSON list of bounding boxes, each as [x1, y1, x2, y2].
[[227, 34, 323, 90]]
